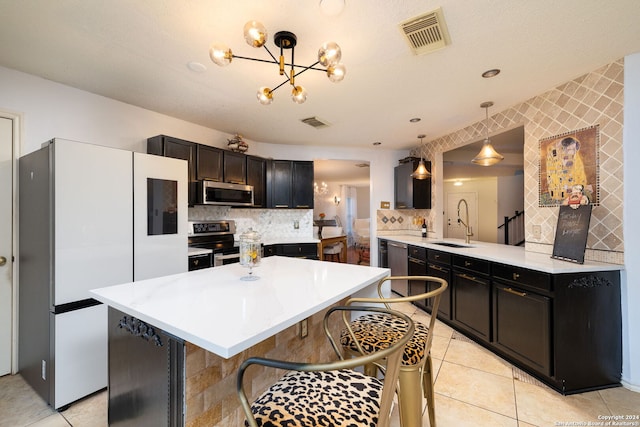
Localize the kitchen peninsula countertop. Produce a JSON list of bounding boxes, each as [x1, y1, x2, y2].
[[378, 232, 622, 274], [90, 256, 389, 358]]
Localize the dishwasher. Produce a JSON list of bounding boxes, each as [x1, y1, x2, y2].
[[388, 241, 408, 296]]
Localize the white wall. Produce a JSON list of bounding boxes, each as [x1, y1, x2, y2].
[[0, 65, 404, 267], [443, 178, 498, 243], [356, 186, 371, 219], [497, 174, 525, 243], [622, 53, 640, 391]]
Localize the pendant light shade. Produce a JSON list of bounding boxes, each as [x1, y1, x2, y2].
[[412, 135, 431, 179], [472, 102, 504, 166]]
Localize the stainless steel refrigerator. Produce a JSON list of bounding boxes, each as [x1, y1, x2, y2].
[[19, 138, 187, 409]]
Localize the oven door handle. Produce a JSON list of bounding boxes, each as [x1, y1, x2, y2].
[[213, 252, 241, 267]]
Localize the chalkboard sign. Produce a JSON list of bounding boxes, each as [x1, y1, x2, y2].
[[552, 204, 592, 264]]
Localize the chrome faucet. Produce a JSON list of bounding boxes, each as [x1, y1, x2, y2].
[[457, 198, 474, 244]]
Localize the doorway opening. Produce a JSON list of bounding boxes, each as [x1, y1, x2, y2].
[[313, 159, 370, 265]]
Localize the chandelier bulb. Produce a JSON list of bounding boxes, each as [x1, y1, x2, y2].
[[243, 21, 268, 48], [291, 86, 308, 104], [318, 41, 342, 67], [209, 43, 233, 66], [257, 87, 274, 105], [326, 63, 346, 82]]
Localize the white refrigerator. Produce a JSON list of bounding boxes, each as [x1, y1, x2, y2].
[[19, 138, 187, 409]]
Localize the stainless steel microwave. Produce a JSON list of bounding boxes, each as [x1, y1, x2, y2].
[[196, 181, 254, 206]]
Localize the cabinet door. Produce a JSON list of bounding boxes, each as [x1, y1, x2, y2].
[[453, 270, 491, 341], [428, 262, 451, 319], [247, 156, 266, 207], [394, 159, 431, 209], [292, 161, 314, 208], [493, 283, 551, 376], [271, 160, 292, 208], [394, 162, 412, 209], [147, 135, 196, 206], [223, 151, 247, 184], [196, 145, 223, 182]]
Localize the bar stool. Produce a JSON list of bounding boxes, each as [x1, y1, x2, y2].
[[342, 276, 448, 427], [321, 226, 343, 262], [237, 305, 415, 427]]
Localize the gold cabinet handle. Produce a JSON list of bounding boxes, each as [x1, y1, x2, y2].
[[503, 287, 527, 297], [0, 256, 6, 266], [512, 272, 520, 280]]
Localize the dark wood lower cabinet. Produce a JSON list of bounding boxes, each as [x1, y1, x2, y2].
[[493, 282, 551, 376], [452, 271, 491, 340], [415, 251, 622, 395]]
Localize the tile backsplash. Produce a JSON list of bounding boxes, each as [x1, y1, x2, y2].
[[376, 209, 432, 232], [188, 205, 314, 241]]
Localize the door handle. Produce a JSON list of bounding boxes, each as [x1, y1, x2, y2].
[[0, 256, 6, 266]]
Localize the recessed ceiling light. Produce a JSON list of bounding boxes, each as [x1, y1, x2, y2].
[[187, 61, 207, 73], [482, 68, 501, 78], [373, 142, 382, 146], [409, 118, 421, 123]]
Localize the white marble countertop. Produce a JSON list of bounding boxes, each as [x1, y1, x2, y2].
[[188, 247, 213, 256], [90, 256, 389, 358], [377, 233, 622, 274]]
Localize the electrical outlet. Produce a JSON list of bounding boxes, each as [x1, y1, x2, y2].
[[300, 318, 308, 338], [532, 224, 541, 239]]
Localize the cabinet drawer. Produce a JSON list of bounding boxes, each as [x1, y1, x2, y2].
[[428, 250, 451, 265], [279, 243, 318, 258], [453, 255, 489, 276], [492, 263, 551, 292], [188, 254, 211, 271], [408, 245, 426, 260]]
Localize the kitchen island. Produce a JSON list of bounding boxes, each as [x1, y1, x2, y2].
[[378, 233, 624, 394], [90, 256, 390, 426]]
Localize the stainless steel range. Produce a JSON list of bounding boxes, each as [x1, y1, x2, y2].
[[188, 220, 239, 269]]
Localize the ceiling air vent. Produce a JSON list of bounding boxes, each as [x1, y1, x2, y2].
[[399, 7, 451, 55], [300, 116, 330, 129]]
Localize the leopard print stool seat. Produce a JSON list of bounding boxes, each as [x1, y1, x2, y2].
[[248, 369, 384, 427], [340, 313, 430, 365]]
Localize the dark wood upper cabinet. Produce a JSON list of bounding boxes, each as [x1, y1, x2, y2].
[[147, 135, 196, 206], [268, 160, 314, 209], [270, 160, 293, 208], [246, 155, 266, 207], [196, 145, 223, 182], [223, 151, 247, 185], [394, 158, 431, 209], [291, 161, 314, 209]]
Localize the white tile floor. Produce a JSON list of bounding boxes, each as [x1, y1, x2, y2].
[[2, 302, 639, 427]]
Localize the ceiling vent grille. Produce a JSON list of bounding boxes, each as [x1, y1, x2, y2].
[[300, 116, 330, 128], [399, 7, 451, 55]]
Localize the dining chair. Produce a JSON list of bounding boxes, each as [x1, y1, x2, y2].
[[237, 305, 415, 427], [342, 276, 448, 427]]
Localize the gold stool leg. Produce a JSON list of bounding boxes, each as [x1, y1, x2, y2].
[[423, 355, 436, 427], [397, 366, 423, 427]]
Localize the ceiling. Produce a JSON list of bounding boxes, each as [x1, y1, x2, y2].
[[1, 0, 640, 151]]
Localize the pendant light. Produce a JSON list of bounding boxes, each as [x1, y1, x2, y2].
[[472, 101, 504, 166], [411, 134, 431, 179]]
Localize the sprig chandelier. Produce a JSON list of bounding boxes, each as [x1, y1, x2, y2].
[[209, 21, 346, 105]]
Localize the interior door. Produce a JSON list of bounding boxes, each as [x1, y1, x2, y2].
[[445, 191, 478, 240], [0, 116, 14, 375]]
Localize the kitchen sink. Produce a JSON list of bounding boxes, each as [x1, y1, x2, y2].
[[431, 242, 474, 248]]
